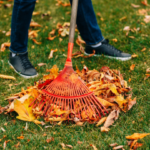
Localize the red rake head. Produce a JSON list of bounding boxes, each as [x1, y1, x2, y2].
[[30, 65, 108, 122]]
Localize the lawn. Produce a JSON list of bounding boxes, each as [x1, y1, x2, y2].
[[0, 0, 150, 149]]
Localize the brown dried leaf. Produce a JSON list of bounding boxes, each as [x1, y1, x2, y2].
[[112, 38, 118, 42], [131, 3, 140, 8], [113, 145, 124, 149], [109, 143, 118, 147], [141, 0, 148, 6], [123, 26, 130, 31], [141, 47, 146, 52], [46, 137, 54, 143], [48, 49, 58, 59], [128, 97, 136, 110], [146, 68, 150, 73], [38, 63, 46, 67], [77, 141, 83, 144], [60, 143, 66, 149], [144, 15, 150, 23], [66, 144, 73, 149], [104, 110, 119, 128], [4, 4, 12, 8]]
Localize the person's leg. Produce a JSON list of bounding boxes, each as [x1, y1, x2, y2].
[[70, 0, 104, 45], [70, 0, 131, 61], [10, 0, 36, 53], [9, 0, 38, 78]]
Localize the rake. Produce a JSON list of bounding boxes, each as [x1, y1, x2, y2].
[[30, 0, 108, 122]]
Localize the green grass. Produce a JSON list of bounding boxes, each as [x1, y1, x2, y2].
[[0, 0, 150, 149]]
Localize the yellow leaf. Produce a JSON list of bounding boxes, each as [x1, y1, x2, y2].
[[96, 117, 107, 127], [126, 133, 150, 140], [0, 74, 16, 80], [14, 98, 36, 122], [97, 97, 115, 108]]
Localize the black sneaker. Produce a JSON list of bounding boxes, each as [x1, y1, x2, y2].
[[8, 52, 38, 79], [85, 39, 131, 61]]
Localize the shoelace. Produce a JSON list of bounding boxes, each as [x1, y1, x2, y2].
[[102, 39, 122, 53], [19, 53, 33, 70]]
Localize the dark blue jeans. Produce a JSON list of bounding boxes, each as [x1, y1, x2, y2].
[[10, 0, 104, 54]]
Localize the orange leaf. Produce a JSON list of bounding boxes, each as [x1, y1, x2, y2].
[[47, 36, 56, 41], [126, 133, 150, 140], [17, 136, 24, 140], [0, 42, 11, 52], [130, 64, 135, 71], [30, 21, 42, 27], [48, 49, 58, 59], [49, 29, 56, 35], [32, 39, 42, 45]]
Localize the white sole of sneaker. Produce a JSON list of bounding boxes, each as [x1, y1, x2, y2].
[[8, 61, 38, 79], [84, 52, 131, 61]]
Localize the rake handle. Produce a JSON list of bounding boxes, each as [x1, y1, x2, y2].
[[65, 0, 79, 66]]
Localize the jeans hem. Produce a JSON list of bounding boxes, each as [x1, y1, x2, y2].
[[86, 37, 104, 46], [9, 47, 27, 54]]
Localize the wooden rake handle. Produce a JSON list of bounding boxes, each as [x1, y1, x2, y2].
[[66, 0, 79, 66]]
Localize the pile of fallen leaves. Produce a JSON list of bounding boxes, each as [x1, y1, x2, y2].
[[0, 65, 136, 131]]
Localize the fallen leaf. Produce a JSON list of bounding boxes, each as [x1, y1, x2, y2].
[[33, 11, 40, 16], [60, 143, 66, 149], [48, 49, 58, 59], [144, 15, 150, 23], [128, 97, 136, 110], [131, 54, 138, 58], [32, 39, 42, 45], [112, 38, 118, 42], [49, 29, 56, 35], [113, 145, 124, 149], [101, 126, 110, 132], [128, 36, 135, 39], [126, 133, 150, 140], [104, 110, 119, 128], [30, 21, 42, 27], [130, 64, 135, 71], [38, 63, 46, 67], [90, 144, 98, 150], [123, 26, 130, 31], [1, 127, 6, 132], [141, 0, 148, 6], [14, 142, 20, 148], [119, 16, 127, 21], [76, 122, 84, 126], [131, 3, 140, 8], [43, 133, 47, 136], [96, 117, 107, 127], [47, 36, 56, 41], [109, 143, 118, 147], [24, 122, 28, 131], [4, 4, 12, 8], [77, 141, 83, 144], [141, 47, 146, 52], [17, 136, 24, 140], [66, 144, 73, 148], [46, 137, 54, 143], [0, 74, 16, 80], [146, 68, 150, 73], [0, 42, 11, 52], [128, 78, 131, 83]]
